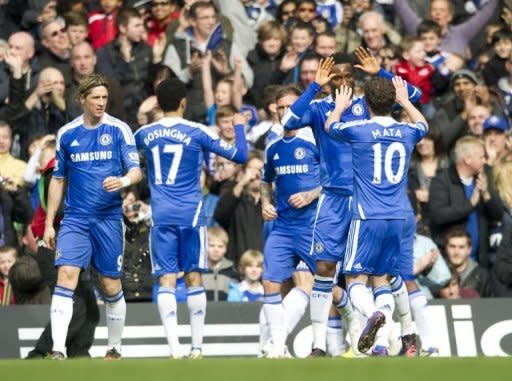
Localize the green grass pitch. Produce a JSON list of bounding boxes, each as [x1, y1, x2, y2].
[[2, 357, 511, 381]]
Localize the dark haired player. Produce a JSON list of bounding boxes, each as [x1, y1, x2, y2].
[[134, 78, 248, 359]]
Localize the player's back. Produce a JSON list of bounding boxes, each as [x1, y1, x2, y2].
[[263, 132, 320, 229], [135, 117, 218, 227], [338, 116, 427, 219]]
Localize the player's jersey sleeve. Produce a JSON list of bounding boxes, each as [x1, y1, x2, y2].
[[377, 68, 422, 104], [282, 82, 321, 130], [117, 124, 140, 172], [200, 123, 248, 163], [262, 144, 276, 184], [326, 119, 358, 141], [409, 120, 429, 142], [54, 130, 67, 178]]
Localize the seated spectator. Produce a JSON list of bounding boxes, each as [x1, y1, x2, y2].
[[393, 0, 497, 57], [214, 151, 264, 266], [96, 6, 153, 127], [444, 227, 494, 297], [482, 29, 512, 88], [493, 160, 512, 229], [227, 249, 263, 302], [7, 66, 70, 159], [64, 11, 89, 47], [0, 122, 27, 186], [39, 18, 72, 86], [413, 233, 451, 299], [395, 36, 435, 117], [247, 21, 287, 110], [88, 0, 121, 50], [202, 226, 238, 301], [483, 116, 511, 167], [9, 255, 51, 304], [408, 125, 450, 230], [0, 246, 17, 305], [495, 225, 512, 297], [121, 189, 153, 302], [429, 136, 503, 268], [436, 269, 480, 299], [145, 0, 179, 47], [67, 42, 125, 120]]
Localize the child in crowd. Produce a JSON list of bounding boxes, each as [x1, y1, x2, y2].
[[64, 11, 89, 47], [227, 250, 264, 302], [202, 55, 258, 127], [418, 20, 447, 70], [88, 0, 121, 50], [395, 36, 434, 113], [482, 29, 512, 87], [203, 227, 238, 301], [0, 246, 17, 305]]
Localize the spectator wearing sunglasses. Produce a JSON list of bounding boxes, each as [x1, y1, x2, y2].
[[146, 0, 179, 47], [39, 18, 72, 86]]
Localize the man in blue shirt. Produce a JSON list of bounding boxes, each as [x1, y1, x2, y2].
[[260, 85, 322, 358], [134, 78, 248, 359], [282, 48, 421, 356], [44, 74, 142, 359], [325, 76, 428, 356]]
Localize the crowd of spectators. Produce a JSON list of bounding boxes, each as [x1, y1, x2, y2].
[[1, 0, 512, 309]]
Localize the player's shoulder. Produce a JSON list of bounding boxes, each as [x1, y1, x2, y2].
[[56, 115, 84, 144], [103, 113, 135, 143]]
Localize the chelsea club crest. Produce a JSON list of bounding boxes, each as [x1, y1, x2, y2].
[[294, 147, 306, 160], [100, 134, 112, 146], [351, 103, 364, 116]]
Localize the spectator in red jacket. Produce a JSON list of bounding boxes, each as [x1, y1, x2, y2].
[[88, 0, 121, 50], [145, 0, 180, 47], [395, 36, 434, 105]]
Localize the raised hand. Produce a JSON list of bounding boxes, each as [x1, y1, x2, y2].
[[232, 112, 247, 126], [354, 47, 380, 75], [280, 52, 298, 72], [392, 76, 409, 106], [211, 49, 230, 75], [314, 56, 336, 87], [334, 85, 353, 113]]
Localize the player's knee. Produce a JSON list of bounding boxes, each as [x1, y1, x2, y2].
[[100, 277, 122, 297], [184, 272, 202, 287], [56, 266, 80, 289], [315, 261, 336, 277], [262, 280, 281, 294]]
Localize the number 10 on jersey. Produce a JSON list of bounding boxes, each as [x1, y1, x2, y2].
[[372, 142, 406, 185]]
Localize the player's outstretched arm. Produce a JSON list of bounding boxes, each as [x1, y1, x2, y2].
[[393, 76, 427, 127], [103, 167, 143, 193], [44, 177, 65, 250], [230, 113, 248, 163], [355, 47, 422, 103], [324, 85, 352, 133], [282, 57, 334, 130]]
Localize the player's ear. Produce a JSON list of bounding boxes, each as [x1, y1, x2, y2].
[[179, 98, 187, 112]]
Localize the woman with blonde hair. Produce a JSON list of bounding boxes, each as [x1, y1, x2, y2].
[[493, 160, 512, 228]]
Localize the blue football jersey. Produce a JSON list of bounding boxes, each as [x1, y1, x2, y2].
[[262, 132, 320, 229], [134, 117, 247, 227], [327, 116, 428, 219], [283, 70, 421, 196], [54, 113, 140, 217]]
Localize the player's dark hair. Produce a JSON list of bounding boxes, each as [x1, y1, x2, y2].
[[363, 78, 395, 116], [333, 52, 353, 65], [156, 78, 186, 112], [417, 20, 442, 38]]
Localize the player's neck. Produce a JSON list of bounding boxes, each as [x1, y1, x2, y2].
[[163, 111, 183, 118], [83, 113, 103, 128]]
